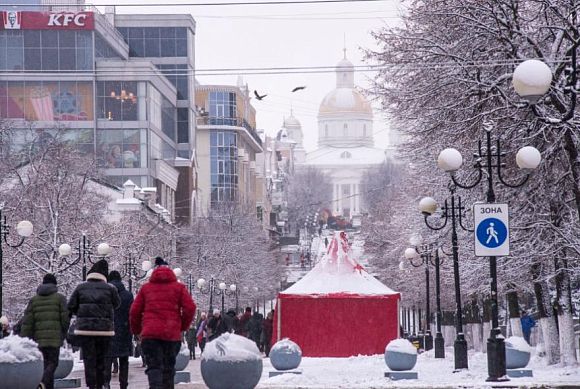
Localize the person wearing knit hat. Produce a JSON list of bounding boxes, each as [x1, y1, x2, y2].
[[68, 260, 120, 389], [130, 254, 196, 389], [21, 274, 69, 389]]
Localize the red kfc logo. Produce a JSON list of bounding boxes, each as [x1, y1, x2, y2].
[[3, 11, 22, 29]]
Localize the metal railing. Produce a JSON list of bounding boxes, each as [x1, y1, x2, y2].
[[196, 116, 262, 147]]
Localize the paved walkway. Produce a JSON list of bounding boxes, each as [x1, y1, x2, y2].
[[70, 357, 207, 389]]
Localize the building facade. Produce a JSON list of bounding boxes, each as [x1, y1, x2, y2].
[[194, 83, 263, 214], [0, 7, 197, 224], [304, 53, 385, 219]]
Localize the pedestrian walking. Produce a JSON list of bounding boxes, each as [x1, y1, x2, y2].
[[0, 315, 10, 338], [68, 260, 120, 389], [520, 310, 536, 345], [248, 311, 263, 351], [20, 273, 70, 389], [261, 311, 273, 357], [103, 271, 133, 389], [223, 308, 239, 333], [185, 322, 197, 360], [130, 257, 196, 389], [238, 307, 252, 337], [195, 313, 207, 353], [207, 309, 228, 341]]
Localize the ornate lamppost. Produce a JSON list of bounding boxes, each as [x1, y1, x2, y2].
[[197, 277, 235, 312], [419, 184, 471, 370], [0, 206, 33, 320], [120, 253, 151, 293], [58, 234, 112, 281], [402, 238, 445, 358], [436, 122, 541, 381]]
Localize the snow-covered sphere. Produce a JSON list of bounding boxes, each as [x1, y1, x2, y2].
[[516, 146, 541, 170], [437, 148, 463, 172], [175, 343, 190, 371], [54, 347, 74, 379], [512, 59, 552, 101], [0, 335, 44, 388], [505, 336, 532, 369], [16, 220, 33, 237], [404, 248, 418, 260], [419, 197, 438, 215], [384, 339, 417, 371], [270, 339, 302, 371], [200, 333, 262, 389]]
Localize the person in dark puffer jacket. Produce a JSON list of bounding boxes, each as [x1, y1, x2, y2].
[[21, 273, 70, 389], [68, 260, 120, 389], [104, 271, 133, 389], [130, 257, 196, 389]]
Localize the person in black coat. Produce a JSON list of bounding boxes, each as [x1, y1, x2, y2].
[[104, 271, 133, 389], [248, 311, 263, 351], [223, 308, 239, 334], [207, 309, 228, 341], [68, 260, 120, 389]]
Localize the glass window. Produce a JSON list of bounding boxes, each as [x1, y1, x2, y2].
[[210, 130, 238, 207], [177, 108, 189, 143], [123, 27, 188, 58], [96, 129, 146, 169], [161, 97, 176, 141], [97, 81, 139, 121]]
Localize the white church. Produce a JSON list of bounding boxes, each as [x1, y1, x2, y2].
[[282, 52, 387, 219]]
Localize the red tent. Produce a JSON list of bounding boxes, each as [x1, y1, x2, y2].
[[273, 232, 400, 357]]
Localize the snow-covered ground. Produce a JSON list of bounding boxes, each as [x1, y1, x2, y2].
[[259, 347, 580, 388]]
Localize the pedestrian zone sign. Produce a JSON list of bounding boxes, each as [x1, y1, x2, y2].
[[473, 203, 509, 257]]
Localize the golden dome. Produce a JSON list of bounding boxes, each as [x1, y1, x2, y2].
[[318, 88, 373, 115]]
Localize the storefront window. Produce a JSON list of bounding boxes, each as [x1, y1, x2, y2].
[[96, 129, 147, 169], [0, 80, 93, 121]]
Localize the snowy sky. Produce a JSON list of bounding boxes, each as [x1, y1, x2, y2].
[[91, 0, 405, 152]]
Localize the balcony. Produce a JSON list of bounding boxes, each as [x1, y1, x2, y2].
[[197, 116, 262, 147]]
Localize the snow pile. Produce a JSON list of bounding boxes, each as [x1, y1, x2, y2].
[[271, 338, 302, 354], [385, 339, 417, 355], [202, 333, 261, 362], [505, 336, 532, 353], [281, 231, 397, 296], [0, 335, 43, 363], [60, 347, 73, 361]]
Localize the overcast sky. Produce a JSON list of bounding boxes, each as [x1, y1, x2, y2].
[[93, 0, 404, 152]]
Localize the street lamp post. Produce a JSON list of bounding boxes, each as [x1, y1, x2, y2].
[[0, 207, 33, 319], [403, 239, 445, 357], [58, 234, 111, 281], [420, 185, 471, 370], [121, 254, 151, 293], [437, 122, 541, 381], [197, 277, 236, 313]]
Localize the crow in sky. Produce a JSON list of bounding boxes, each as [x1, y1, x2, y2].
[[254, 90, 267, 100], [292, 86, 306, 92]]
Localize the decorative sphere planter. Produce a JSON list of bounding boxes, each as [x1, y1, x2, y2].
[[384, 339, 417, 371], [505, 336, 531, 369], [55, 358, 74, 379], [0, 360, 43, 389], [270, 339, 302, 371], [175, 343, 190, 372], [0, 335, 44, 389], [201, 333, 263, 389]]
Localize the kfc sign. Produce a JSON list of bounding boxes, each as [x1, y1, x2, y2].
[[48, 13, 88, 27], [0, 11, 94, 30]]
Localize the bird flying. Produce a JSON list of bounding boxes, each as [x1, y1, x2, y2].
[[254, 90, 267, 100], [292, 86, 306, 92]]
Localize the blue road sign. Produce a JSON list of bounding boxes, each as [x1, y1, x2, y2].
[[476, 218, 507, 248]]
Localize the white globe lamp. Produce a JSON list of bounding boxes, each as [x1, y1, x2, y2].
[[516, 146, 541, 170], [16, 220, 33, 237], [419, 197, 438, 216], [96, 242, 111, 256], [512, 59, 552, 103], [58, 243, 72, 257], [197, 278, 206, 289], [438, 148, 463, 172], [404, 248, 418, 260], [142, 260, 152, 272]]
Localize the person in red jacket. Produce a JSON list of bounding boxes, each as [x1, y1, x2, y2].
[[130, 257, 196, 389]]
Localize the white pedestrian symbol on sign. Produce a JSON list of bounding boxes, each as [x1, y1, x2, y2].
[[486, 222, 499, 245]]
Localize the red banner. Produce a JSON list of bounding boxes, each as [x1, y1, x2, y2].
[[1, 11, 94, 30]]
